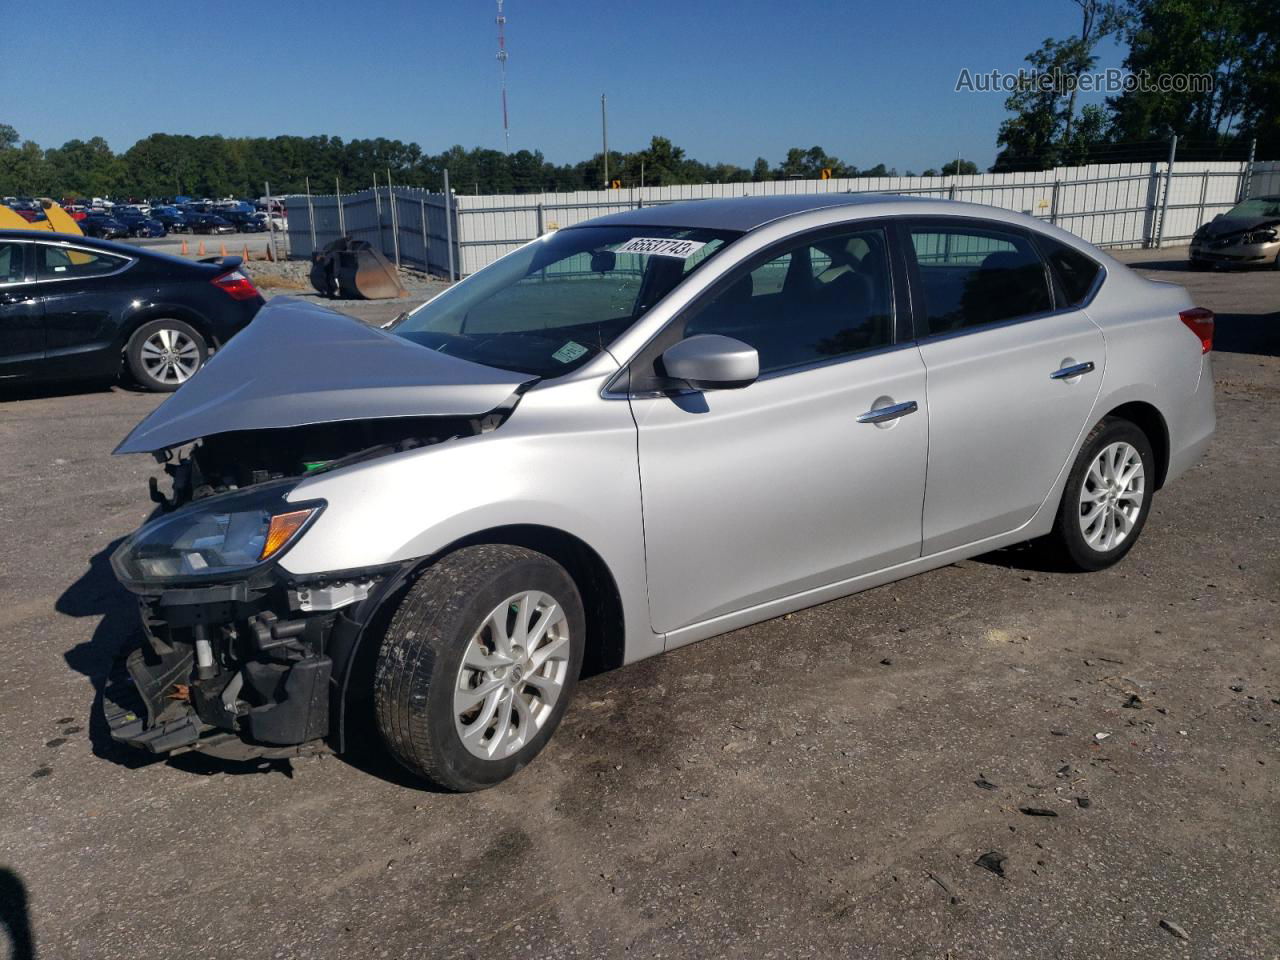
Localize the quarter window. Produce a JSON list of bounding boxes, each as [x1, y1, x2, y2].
[[1038, 236, 1101, 306], [907, 226, 1052, 335], [35, 245, 128, 281], [681, 227, 895, 374]]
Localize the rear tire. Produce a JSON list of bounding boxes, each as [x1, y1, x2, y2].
[[1043, 418, 1155, 571], [125, 319, 207, 392], [373, 545, 585, 792]]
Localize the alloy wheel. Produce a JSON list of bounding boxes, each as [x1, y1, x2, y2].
[[453, 591, 571, 761], [140, 328, 201, 385], [1079, 441, 1145, 552]]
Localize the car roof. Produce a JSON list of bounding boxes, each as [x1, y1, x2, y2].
[[574, 192, 945, 233]]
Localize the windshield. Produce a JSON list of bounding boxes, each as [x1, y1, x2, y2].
[[1225, 197, 1280, 219], [392, 224, 739, 378]]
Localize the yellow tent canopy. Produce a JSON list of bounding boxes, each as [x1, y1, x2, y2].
[[0, 200, 84, 236]]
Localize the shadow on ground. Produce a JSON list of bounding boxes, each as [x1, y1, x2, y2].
[[1213, 310, 1280, 358], [0, 867, 35, 960], [0, 378, 121, 403]]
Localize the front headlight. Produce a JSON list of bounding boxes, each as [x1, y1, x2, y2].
[[112, 483, 324, 585], [1246, 229, 1277, 244]]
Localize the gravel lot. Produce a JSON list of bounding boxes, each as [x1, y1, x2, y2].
[[0, 249, 1276, 960]]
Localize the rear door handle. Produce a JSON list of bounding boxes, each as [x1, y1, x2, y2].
[[857, 400, 918, 424], [1050, 361, 1095, 380]]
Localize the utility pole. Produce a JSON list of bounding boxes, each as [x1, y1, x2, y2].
[[601, 94, 609, 189]]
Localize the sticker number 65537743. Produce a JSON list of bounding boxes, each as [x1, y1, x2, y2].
[[614, 237, 707, 259]]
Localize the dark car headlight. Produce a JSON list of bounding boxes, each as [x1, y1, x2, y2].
[[1245, 229, 1277, 244], [112, 482, 324, 585]]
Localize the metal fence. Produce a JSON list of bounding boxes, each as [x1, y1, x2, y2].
[[285, 184, 458, 278], [284, 158, 1278, 278]]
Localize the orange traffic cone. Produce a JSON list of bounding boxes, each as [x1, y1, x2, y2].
[[219, 243, 228, 257], [180, 238, 189, 255], [242, 244, 250, 261], [197, 240, 206, 256]]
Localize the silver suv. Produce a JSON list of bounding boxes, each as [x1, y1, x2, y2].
[[107, 195, 1216, 790]]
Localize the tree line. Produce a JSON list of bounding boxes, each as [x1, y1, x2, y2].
[[993, 0, 1277, 170], [0, 127, 911, 201]]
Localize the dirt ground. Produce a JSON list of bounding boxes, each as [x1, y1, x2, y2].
[[0, 249, 1276, 959]]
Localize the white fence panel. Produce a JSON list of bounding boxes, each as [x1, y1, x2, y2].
[[285, 159, 1272, 276]]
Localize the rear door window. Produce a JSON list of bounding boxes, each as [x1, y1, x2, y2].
[[906, 224, 1052, 336], [35, 245, 129, 281]]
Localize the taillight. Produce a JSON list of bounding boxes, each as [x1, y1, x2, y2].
[[1179, 307, 1214, 354], [211, 269, 260, 301]]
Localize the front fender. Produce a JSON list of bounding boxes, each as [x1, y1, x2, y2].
[[279, 391, 657, 663]]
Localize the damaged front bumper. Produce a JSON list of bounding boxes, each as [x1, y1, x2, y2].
[[104, 568, 403, 761]]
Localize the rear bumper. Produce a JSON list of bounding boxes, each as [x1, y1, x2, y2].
[[1166, 354, 1216, 485]]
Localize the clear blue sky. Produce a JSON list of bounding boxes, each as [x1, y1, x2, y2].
[[3, 0, 1124, 173]]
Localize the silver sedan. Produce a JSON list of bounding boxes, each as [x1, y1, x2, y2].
[[109, 195, 1216, 790]]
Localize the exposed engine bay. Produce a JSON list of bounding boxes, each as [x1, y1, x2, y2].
[[148, 414, 494, 510]]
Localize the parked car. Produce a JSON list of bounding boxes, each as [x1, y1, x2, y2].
[[105, 195, 1215, 790], [188, 214, 236, 236], [150, 206, 189, 232], [114, 208, 168, 238], [254, 212, 287, 231], [219, 210, 266, 233], [1189, 195, 1280, 269], [79, 213, 130, 240], [0, 230, 263, 391]]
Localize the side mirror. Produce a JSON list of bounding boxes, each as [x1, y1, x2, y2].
[[660, 334, 759, 391], [590, 250, 616, 273]]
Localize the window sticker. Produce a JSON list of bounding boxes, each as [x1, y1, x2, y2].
[[614, 237, 707, 259], [552, 340, 589, 364]]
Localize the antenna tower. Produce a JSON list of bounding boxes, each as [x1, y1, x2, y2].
[[496, 1, 510, 152]]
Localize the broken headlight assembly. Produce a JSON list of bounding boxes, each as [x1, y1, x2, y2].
[[112, 482, 324, 587]]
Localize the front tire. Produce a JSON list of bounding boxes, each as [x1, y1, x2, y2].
[[1044, 417, 1155, 571], [374, 544, 585, 791], [125, 319, 207, 391]]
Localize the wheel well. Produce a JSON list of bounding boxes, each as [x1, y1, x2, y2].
[[447, 525, 627, 676], [1104, 401, 1170, 489]]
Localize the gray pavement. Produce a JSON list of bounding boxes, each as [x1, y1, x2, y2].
[[0, 248, 1276, 959]]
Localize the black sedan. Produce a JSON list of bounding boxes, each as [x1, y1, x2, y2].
[[188, 214, 237, 236], [114, 209, 168, 238], [0, 230, 264, 391], [80, 214, 130, 240], [150, 207, 189, 232], [218, 210, 267, 233]]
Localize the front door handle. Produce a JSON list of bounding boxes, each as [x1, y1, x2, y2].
[[857, 399, 919, 424], [1050, 361, 1095, 380]]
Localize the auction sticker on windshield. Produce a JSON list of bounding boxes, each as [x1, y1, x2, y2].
[[614, 237, 707, 258]]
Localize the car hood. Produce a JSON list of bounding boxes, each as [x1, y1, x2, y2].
[[114, 297, 536, 454], [1197, 215, 1280, 240]]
